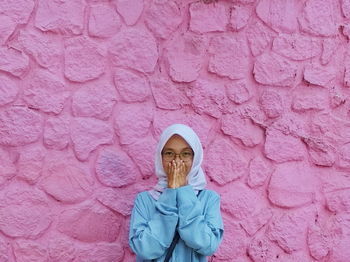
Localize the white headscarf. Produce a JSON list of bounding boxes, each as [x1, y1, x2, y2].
[[149, 123, 207, 200]]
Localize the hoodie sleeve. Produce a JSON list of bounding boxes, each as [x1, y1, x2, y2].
[[177, 185, 224, 256], [129, 189, 179, 260]]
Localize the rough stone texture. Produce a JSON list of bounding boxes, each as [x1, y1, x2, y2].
[[164, 34, 204, 83], [268, 162, 316, 208], [256, 0, 299, 33], [229, 4, 252, 31], [329, 87, 346, 108], [0, 237, 10, 261], [97, 188, 134, 217], [221, 183, 261, 220], [189, 2, 228, 33], [272, 34, 322, 60], [247, 156, 273, 188], [247, 236, 276, 262], [0, 15, 16, 45], [246, 21, 275, 57], [153, 109, 215, 147], [338, 143, 350, 170], [75, 242, 124, 262], [205, 139, 248, 186], [44, 116, 70, 150], [64, 37, 106, 82], [240, 208, 273, 236], [109, 28, 158, 73], [309, 113, 350, 153], [242, 104, 267, 127], [16, 30, 62, 71], [303, 136, 337, 167], [0, 75, 18, 106], [95, 148, 138, 188], [221, 112, 264, 147], [225, 80, 252, 105], [145, 1, 182, 39], [0, 47, 29, 77], [72, 82, 116, 120], [292, 87, 328, 112], [124, 136, 157, 179], [321, 38, 340, 65], [270, 115, 307, 143], [41, 155, 93, 203], [264, 128, 306, 163], [299, 0, 339, 37], [0, 183, 51, 238], [304, 63, 337, 87], [57, 204, 121, 243], [113, 0, 143, 26], [0, 106, 43, 146], [88, 5, 122, 38], [321, 172, 350, 194], [238, 0, 256, 3], [326, 214, 350, 262], [114, 103, 153, 145], [326, 189, 350, 213], [113, 68, 151, 103], [96, 182, 149, 217], [70, 117, 114, 161], [23, 70, 69, 114], [342, 0, 350, 18], [186, 79, 231, 118], [274, 251, 312, 261], [208, 34, 249, 79], [47, 236, 76, 262], [0, 0, 34, 24], [1, 1, 350, 260], [253, 52, 298, 87], [151, 76, 189, 110], [267, 208, 316, 253], [0, 147, 16, 186], [215, 217, 248, 260], [259, 90, 283, 118], [307, 225, 329, 260], [344, 64, 350, 88], [17, 146, 45, 185], [13, 240, 48, 262], [35, 0, 85, 35]]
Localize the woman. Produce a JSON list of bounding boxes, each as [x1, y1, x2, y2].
[[129, 124, 224, 261]]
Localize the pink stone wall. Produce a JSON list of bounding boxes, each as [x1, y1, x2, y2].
[[1, 0, 350, 261]]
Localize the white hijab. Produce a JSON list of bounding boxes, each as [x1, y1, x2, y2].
[[149, 124, 207, 200]]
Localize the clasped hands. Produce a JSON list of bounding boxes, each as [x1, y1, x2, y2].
[[165, 160, 188, 189]]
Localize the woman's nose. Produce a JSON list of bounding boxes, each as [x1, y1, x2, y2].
[[174, 154, 182, 163]]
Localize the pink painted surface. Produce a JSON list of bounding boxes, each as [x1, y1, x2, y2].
[[0, 0, 350, 261]]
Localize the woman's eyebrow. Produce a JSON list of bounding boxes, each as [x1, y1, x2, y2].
[[163, 147, 192, 151]]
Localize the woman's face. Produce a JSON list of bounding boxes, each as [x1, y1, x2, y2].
[[161, 134, 193, 177]]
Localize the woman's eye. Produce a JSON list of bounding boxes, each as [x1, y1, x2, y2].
[[164, 152, 174, 156], [182, 152, 192, 157]]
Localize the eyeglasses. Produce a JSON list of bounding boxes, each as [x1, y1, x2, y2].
[[161, 150, 194, 162]]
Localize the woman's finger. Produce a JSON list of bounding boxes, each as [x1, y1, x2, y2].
[[167, 162, 171, 175], [181, 161, 186, 175], [170, 162, 174, 176], [178, 161, 183, 175]]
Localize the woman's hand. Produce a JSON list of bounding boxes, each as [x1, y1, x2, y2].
[[166, 160, 188, 189]]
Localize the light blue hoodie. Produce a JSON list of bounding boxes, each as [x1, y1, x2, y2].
[[129, 185, 223, 261]]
